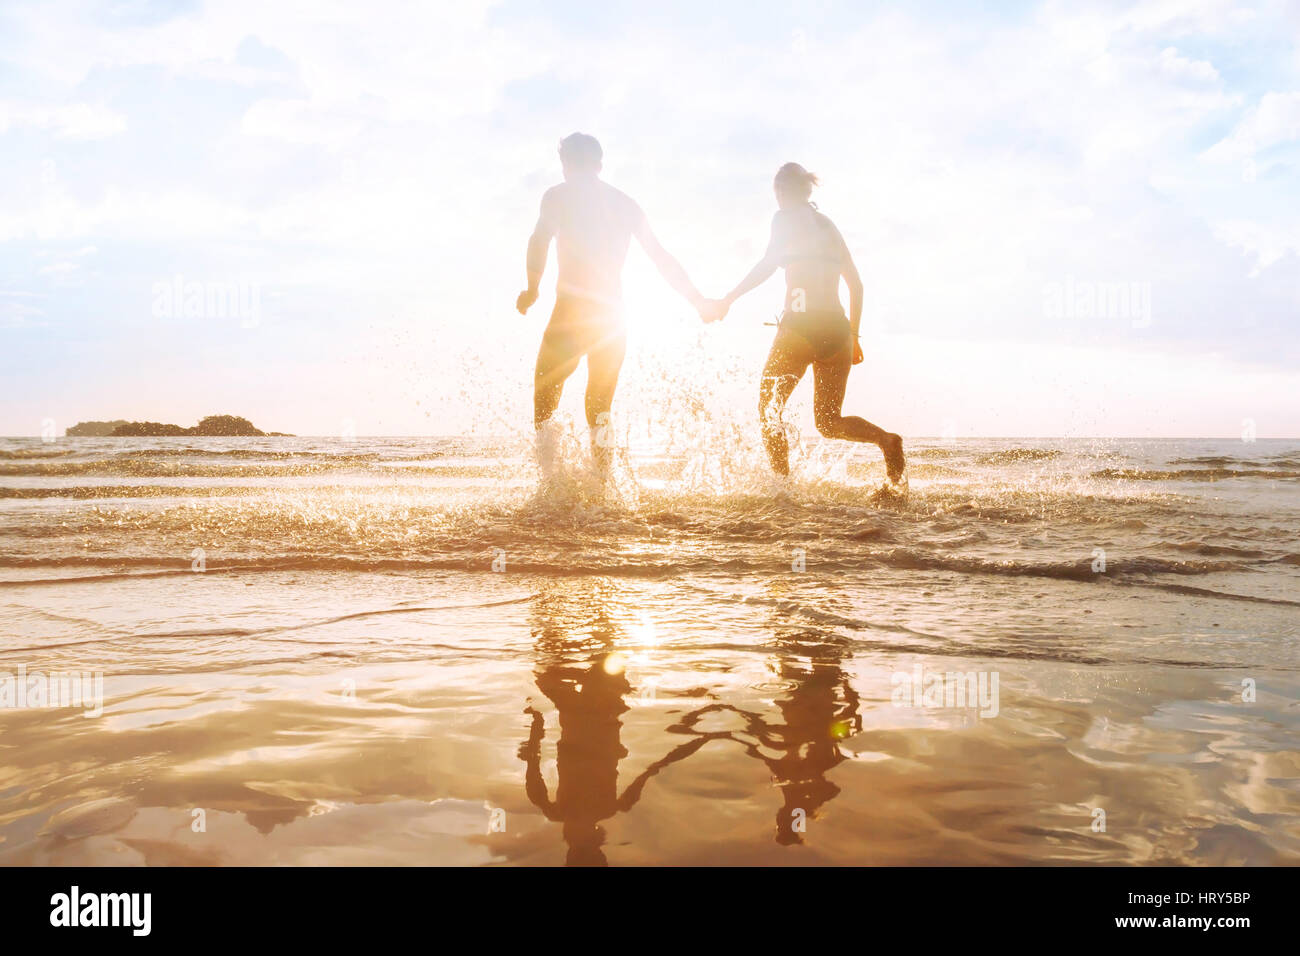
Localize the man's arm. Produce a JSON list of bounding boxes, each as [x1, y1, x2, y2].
[[517, 190, 558, 314], [517, 708, 558, 820], [635, 217, 705, 311]]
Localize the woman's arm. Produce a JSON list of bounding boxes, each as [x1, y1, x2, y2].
[[725, 215, 785, 307], [842, 249, 864, 338], [724, 256, 778, 307], [834, 224, 865, 364]]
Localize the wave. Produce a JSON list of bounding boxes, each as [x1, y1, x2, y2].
[[1091, 467, 1300, 481], [974, 448, 1064, 464], [0, 542, 1269, 589], [0, 437, 1292, 615], [90, 447, 483, 461], [0, 594, 536, 655], [910, 448, 959, 460], [1170, 454, 1300, 469], [0, 460, 513, 479], [114, 448, 389, 461], [1161, 541, 1269, 558], [0, 448, 80, 460], [1133, 582, 1300, 608], [0, 486, 282, 499]]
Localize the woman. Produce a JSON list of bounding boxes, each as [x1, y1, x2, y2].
[[711, 163, 905, 484]]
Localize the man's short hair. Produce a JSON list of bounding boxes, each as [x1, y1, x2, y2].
[[559, 132, 602, 171]]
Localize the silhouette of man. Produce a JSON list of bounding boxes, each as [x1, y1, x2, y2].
[[517, 133, 713, 472], [520, 582, 732, 865]]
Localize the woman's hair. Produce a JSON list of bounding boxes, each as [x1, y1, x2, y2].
[[774, 162, 819, 200]]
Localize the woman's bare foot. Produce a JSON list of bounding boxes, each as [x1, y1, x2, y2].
[[881, 432, 905, 483]]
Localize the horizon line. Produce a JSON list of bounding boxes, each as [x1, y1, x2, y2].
[[5, 434, 1298, 442]]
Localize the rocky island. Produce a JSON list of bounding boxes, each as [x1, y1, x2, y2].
[[66, 415, 293, 437]]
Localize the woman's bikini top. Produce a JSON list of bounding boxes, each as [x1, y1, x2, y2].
[[770, 204, 845, 269]]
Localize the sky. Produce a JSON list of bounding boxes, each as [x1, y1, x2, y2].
[[1, 0, 1298, 438]]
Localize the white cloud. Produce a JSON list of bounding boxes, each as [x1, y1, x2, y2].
[[0, 290, 47, 329], [1204, 90, 1300, 161], [1158, 46, 1220, 83], [0, 100, 126, 139], [1115, 0, 1258, 34], [1213, 219, 1300, 272], [240, 98, 363, 147]]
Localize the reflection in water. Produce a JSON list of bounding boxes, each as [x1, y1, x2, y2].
[[520, 579, 863, 861], [520, 580, 728, 865], [740, 623, 862, 845]]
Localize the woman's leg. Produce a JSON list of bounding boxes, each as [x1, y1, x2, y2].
[[811, 348, 906, 482], [759, 331, 813, 475]]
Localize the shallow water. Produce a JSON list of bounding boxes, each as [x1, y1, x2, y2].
[[1, 435, 1297, 864]]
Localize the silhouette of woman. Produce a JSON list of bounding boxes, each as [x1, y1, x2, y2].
[[659, 602, 863, 846], [710, 163, 905, 484], [732, 625, 862, 845]]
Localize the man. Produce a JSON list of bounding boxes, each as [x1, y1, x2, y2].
[[517, 132, 716, 473]]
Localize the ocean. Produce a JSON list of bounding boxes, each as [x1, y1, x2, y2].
[[1, 434, 1297, 864]]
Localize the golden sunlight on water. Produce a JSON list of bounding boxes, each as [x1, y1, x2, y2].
[[0, 436, 1298, 864]]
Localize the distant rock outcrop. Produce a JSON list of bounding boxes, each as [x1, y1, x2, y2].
[[111, 421, 191, 436], [65, 420, 130, 437], [65, 415, 293, 437], [188, 415, 265, 437]]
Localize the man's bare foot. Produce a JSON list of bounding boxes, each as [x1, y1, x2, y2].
[[881, 432, 905, 483]]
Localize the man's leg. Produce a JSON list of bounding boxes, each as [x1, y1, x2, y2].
[[534, 326, 583, 474], [535, 332, 582, 428], [584, 327, 627, 473], [811, 349, 905, 483]]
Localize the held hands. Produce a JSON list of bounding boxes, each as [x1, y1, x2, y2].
[[852, 338, 864, 365], [516, 288, 538, 315], [698, 298, 729, 324]]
